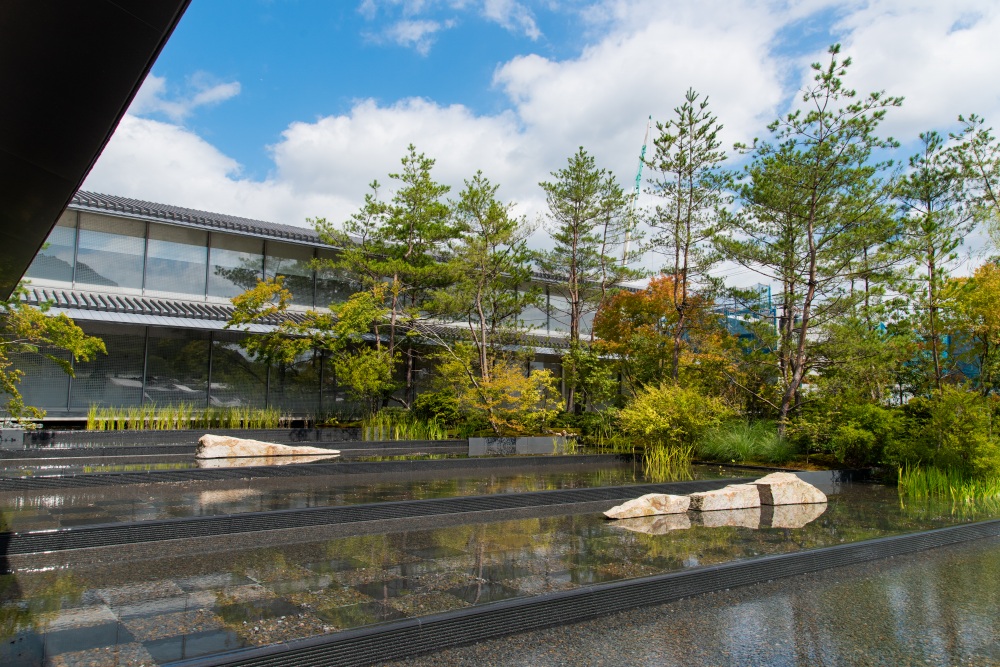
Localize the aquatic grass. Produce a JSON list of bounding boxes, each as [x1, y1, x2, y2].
[[84, 404, 287, 431], [696, 420, 795, 465], [642, 443, 694, 483], [898, 465, 1000, 506], [361, 410, 447, 441]]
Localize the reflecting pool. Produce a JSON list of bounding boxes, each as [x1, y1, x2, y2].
[[1, 482, 996, 665]]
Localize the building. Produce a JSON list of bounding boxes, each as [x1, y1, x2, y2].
[[16, 192, 581, 419]]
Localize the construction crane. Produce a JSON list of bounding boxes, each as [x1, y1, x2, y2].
[[622, 115, 652, 266]]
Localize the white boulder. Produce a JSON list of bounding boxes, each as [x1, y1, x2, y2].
[[196, 434, 339, 459], [688, 484, 761, 511], [753, 472, 827, 505], [604, 493, 690, 519]]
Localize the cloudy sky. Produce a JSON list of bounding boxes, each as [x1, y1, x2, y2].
[[84, 0, 1000, 280]]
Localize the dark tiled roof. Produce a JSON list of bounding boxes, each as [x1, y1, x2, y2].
[[21, 286, 309, 326], [71, 191, 328, 246]]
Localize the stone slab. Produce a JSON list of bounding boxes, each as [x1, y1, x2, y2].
[[753, 472, 828, 505], [604, 493, 690, 519], [688, 484, 761, 511]]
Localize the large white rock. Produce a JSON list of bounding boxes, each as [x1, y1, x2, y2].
[[688, 484, 761, 511], [614, 514, 691, 534], [753, 472, 827, 505], [604, 493, 690, 519], [196, 434, 339, 459], [765, 502, 827, 529], [693, 507, 761, 529]]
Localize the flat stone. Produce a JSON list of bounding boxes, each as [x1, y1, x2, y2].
[[613, 514, 691, 534], [693, 507, 761, 529], [688, 484, 761, 511], [196, 434, 339, 459], [753, 472, 827, 505], [196, 454, 339, 468], [604, 493, 690, 519], [765, 502, 828, 528]]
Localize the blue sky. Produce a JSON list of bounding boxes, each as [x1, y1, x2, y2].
[[84, 0, 1000, 278]]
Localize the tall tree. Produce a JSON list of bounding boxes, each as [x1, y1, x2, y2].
[[536, 147, 638, 412], [951, 114, 1000, 237], [314, 145, 458, 407], [646, 88, 728, 381], [427, 171, 539, 388], [715, 45, 902, 434], [894, 131, 976, 394]]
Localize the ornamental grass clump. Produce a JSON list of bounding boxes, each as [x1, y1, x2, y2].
[[697, 420, 795, 465]]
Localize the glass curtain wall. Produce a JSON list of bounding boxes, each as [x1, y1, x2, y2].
[[24, 210, 77, 282], [69, 323, 146, 409], [75, 213, 145, 289], [145, 225, 208, 296], [145, 328, 211, 405], [208, 235, 263, 299], [265, 242, 314, 307], [315, 248, 354, 307], [209, 331, 268, 407]]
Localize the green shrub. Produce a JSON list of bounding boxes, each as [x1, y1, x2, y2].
[[412, 391, 461, 425], [697, 420, 795, 464], [618, 384, 732, 448], [888, 388, 1000, 477]]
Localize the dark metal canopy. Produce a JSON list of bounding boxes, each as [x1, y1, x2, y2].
[[0, 0, 191, 300]]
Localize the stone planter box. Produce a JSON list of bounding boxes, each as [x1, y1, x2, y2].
[[468, 436, 569, 456], [0, 428, 25, 450]]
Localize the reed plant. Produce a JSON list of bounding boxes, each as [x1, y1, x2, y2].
[[897, 465, 1000, 506], [361, 410, 447, 441], [642, 443, 694, 483], [86, 403, 287, 431]]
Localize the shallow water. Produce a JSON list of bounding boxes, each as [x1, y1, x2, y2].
[[0, 482, 995, 666], [0, 463, 748, 532]]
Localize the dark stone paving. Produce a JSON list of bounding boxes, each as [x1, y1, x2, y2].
[[380, 535, 1000, 667]]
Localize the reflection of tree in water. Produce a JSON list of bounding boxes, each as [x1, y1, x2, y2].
[[0, 565, 85, 643]]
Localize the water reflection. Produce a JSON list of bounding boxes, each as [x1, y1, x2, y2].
[[196, 454, 339, 468], [0, 464, 750, 532], [0, 484, 996, 666]]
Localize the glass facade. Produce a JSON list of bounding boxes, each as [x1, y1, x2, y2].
[[146, 225, 208, 296], [75, 213, 145, 289], [265, 241, 314, 307], [315, 248, 353, 307], [208, 234, 263, 299], [25, 211, 77, 283], [68, 323, 145, 409], [146, 328, 210, 405]]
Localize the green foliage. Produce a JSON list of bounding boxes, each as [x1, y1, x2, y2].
[[361, 408, 446, 441], [898, 464, 1000, 507], [618, 383, 732, 449], [886, 388, 1000, 477], [86, 404, 285, 430], [411, 390, 461, 426], [0, 284, 105, 422], [697, 420, 795, 465]]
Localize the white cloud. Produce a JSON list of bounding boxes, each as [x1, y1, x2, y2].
[[129, 73, 241, 122], [87, 0, 1000, 267], [482, 0, 540, 39], [379, 18, 454, 55]]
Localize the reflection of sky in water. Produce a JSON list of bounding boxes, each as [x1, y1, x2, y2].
[[1, 483, 998, 666]]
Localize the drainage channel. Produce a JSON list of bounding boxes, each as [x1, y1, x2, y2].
[[0, 454, 620, 491], [0, 478, 740, 555], [165, 519, 1000, 667]]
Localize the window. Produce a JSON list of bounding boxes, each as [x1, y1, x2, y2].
[[25, 210, 77, 283], [75, 213, 145, 289], [208, 234, 263, 298], [265, 241, 314, 306], [145, 224, 208, 296]]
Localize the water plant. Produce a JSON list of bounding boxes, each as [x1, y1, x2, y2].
[[361, 409, 447, 441], [642, 443, 694, 482], [85, 404, 287, 431], [897, 465, 1000, 506]]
